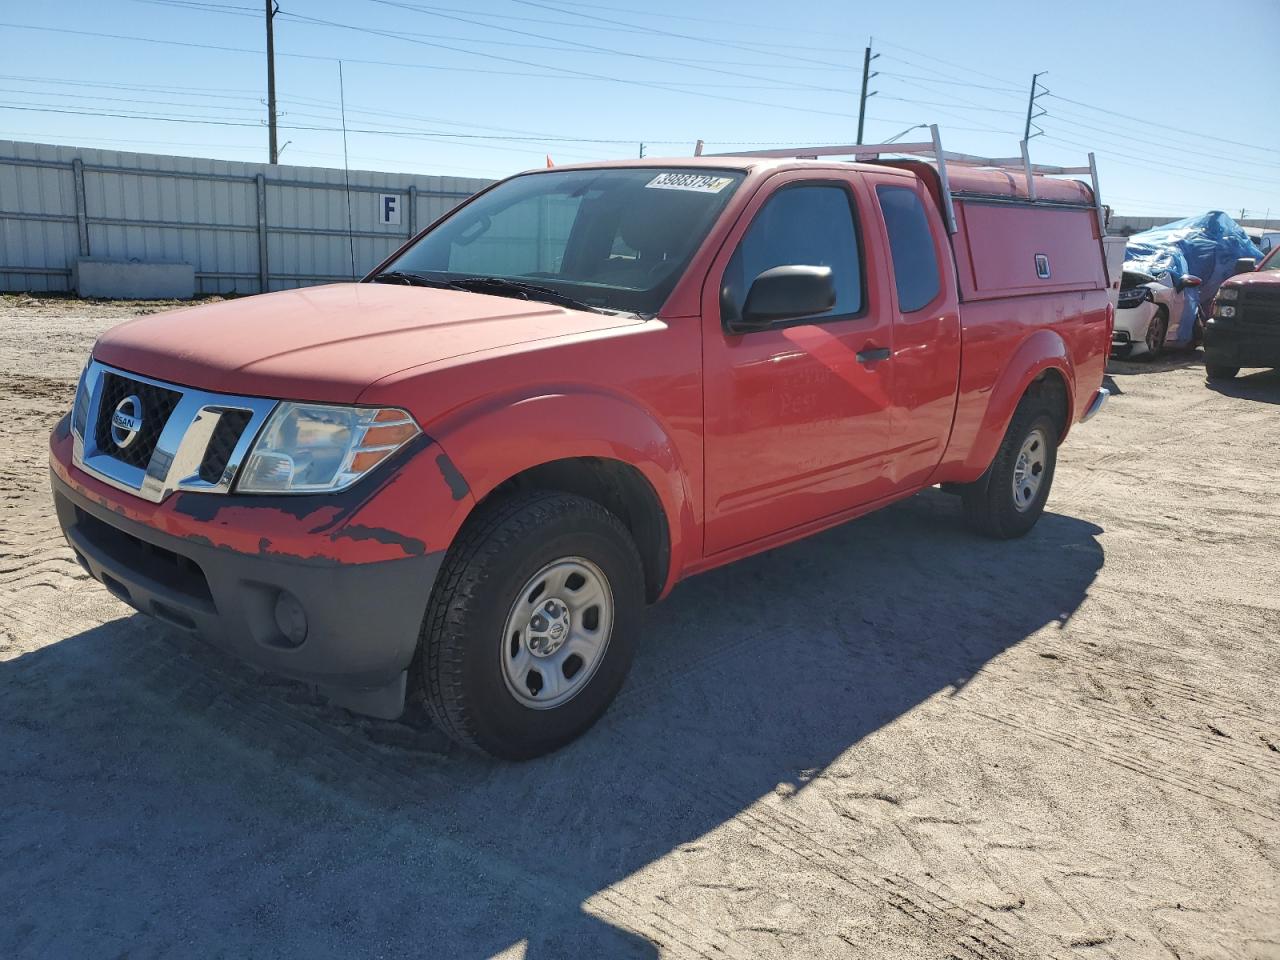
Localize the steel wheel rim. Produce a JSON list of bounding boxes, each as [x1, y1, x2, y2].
[[500, 556, 614, 710], [1011, 426, 1049, 512]]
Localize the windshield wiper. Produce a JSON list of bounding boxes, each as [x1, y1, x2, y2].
[[449, 276, 608, 314], [370, 271, 457, 289]]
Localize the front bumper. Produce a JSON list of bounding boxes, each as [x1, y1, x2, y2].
[[52, 468, 442, 719], [1112, 301, 1156, 356], [1204, 319, 1280, 369]]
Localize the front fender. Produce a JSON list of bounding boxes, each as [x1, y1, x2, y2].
[[427, 388, 694, 593], [957, 329, 1076, 479]]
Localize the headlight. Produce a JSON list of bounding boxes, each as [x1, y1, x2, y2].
[[1217, 287, 1239, 301], [1117, 287, 1151, 306], [71, 360, 91, 439], [237, 402, 421, 494]]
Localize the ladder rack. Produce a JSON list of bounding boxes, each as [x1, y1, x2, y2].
[[693, 124, 1103, 236]]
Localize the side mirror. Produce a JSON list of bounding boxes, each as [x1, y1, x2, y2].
[[734, 265, 835, 332], [1234, 257, 1257, 275], [1180, 274, 1202, 288]]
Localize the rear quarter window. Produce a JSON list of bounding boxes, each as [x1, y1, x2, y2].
[[876, 186, 941, 312]]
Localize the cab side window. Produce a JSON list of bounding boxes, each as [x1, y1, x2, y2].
[[876, 185, 941, 312], [721, 184, 863, 327]]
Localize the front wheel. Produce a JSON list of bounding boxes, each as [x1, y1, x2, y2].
[[416, 492, 644, 760], [960, 402, 1059, 539], [1144, 308, 1168, 360]]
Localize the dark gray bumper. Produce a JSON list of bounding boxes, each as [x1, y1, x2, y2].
[[52, 472, 442, 719], [1204, 320, 1280, 369]]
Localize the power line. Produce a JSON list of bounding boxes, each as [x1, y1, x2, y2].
[[1043, 92, 1279, 156], [274, 10, 862, 119], [879, 96, 1023, 116], [1041, 134, 1278, 190], [501, 0, 851, 70], [877, 70, 1023, 94], [0, 21, 852, 96], [354, 0, 849, 94]]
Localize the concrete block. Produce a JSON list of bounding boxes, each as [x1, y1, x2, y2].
[[73, 258, 195, 300]]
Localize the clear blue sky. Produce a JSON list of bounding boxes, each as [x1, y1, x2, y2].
[[2, 0, 1278, 221]]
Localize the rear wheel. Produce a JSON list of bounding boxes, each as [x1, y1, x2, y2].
[[1205, 364, 1240, 381], [416, 492, 644, 760], [960, 400, 1058, 539]]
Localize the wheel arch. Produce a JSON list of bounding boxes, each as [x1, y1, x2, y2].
[[958, 329, 1076, 480], [429, 390, 691, 601], [475, 457, 671, 603]]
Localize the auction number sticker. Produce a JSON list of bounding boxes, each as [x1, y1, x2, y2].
[[645, 172, 734, 193]]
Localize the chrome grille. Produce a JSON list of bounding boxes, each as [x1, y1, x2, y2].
[[70, 361, 277, 503], [93, 372, 182, 470], [197, 409, 253, 484]]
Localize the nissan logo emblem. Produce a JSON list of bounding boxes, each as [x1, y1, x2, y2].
[[110, 395, 144, 449]]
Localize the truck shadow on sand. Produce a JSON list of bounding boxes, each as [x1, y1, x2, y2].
[[1, 489, 1103, 958], [1203, 367, 1280, 405], [1106, 348, 1204, 377]]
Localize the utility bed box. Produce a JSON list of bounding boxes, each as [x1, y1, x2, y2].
[[73, 258, 195, 300]]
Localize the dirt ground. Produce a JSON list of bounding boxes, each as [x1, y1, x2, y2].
[[1, 293, 1277, 960]]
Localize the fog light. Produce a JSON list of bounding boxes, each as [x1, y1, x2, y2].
[[1218, 305, 1236, 318], [273, 590, 308, 647]]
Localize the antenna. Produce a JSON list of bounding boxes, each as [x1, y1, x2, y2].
[[338, 60, 356, 280]]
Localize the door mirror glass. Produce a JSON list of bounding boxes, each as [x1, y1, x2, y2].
[[1234, 257, 1257, 275], [735, 265, 835, 331]]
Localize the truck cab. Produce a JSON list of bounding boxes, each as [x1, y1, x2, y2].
[[50, 130, 1111, 758]]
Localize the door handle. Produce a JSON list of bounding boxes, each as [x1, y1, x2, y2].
[[856, 346, 891, 364]]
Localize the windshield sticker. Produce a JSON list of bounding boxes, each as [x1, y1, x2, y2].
[[645, 172, 734, 193]]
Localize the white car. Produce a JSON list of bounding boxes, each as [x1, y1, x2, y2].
[[1243, 227, 1280, 256], [1112, 269, 1202, 359]]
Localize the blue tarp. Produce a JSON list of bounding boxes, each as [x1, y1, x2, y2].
[[1123, 212, 1265, 344]]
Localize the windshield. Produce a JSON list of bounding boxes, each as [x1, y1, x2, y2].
[[376, 167, 745, 315], [1260, 246, 1280, 271]]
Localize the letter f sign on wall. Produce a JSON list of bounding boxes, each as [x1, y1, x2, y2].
[[380, 194, 402, 225]]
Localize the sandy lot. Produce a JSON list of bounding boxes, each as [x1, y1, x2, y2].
[[1, 293, 1277, 959]]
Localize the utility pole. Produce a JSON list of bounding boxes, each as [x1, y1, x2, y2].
[[1023, 71, 1047, 142], [856, 40, 879, 145], [639, 142, 646, 159], [265, 0, 279, 164]]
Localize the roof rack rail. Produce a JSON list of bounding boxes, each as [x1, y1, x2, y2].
[[693, 124, 1102, 236]]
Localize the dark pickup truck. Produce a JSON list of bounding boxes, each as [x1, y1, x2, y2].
[[1205, 246, 1280, 380]]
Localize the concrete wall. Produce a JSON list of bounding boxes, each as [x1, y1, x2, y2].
[[0, 140, 493, 295]]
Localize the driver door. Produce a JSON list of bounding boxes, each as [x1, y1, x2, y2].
[[701, 172, 896, 555]]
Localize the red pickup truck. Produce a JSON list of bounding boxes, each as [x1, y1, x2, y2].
[[50, 132, 1112, 758]]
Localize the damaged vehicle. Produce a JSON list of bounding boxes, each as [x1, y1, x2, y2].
[[1118, 211, 1263, 358], [1113, 268, 1202, 359], [49, 135, 1111, 759]]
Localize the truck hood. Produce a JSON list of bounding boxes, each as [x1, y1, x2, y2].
[[1219, 270, 1280, 290], [93, 283, 642, 403]]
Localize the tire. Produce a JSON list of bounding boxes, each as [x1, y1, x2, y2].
[[415, 491, 644, 760], [1143, 308, 1167, 360], [1205, 364, 1239, 381], [960, 401, 1058, 540]]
